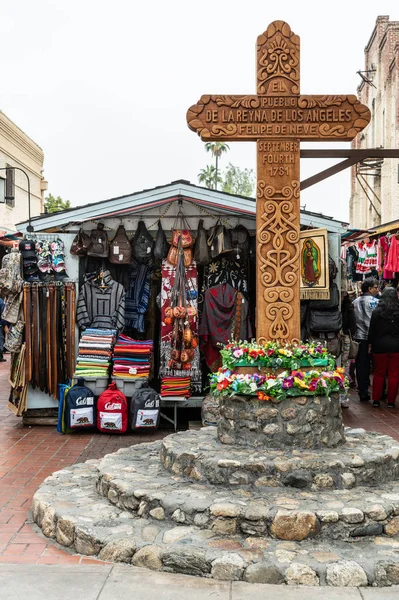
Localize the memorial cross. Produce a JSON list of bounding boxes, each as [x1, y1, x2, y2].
[[187, 21, 370, 343]]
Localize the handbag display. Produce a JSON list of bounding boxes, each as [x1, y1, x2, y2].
[[207, 219, 232, 259], [131, 220, 154, 264], [87, 223, 109, 258], [109, 224, 132, 264], [167, 207, 194, 267], [154, 221, 169, 261], [194, 219, 210, 266], [70, 228, 92, 256]]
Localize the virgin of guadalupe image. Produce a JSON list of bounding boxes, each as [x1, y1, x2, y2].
[[301, 238, 321, 287]]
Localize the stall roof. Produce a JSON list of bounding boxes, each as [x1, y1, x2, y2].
[[17, 180, 348, 235]]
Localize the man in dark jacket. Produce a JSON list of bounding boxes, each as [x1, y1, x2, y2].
[[353, 277, 379, 401]]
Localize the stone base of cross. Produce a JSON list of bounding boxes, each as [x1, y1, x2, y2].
[[187, 20, 370, 343]]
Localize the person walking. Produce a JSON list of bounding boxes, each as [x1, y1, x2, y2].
[[353, 277, 379, 401], [368, 287, 399, 408]]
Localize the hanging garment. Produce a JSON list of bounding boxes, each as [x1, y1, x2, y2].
[[379, 236, 395, 279], [202, 256, 248, 294], [355, 241, 369, 275], [159, 259, 201, 394], [362, 240, 378, 273], [385, 235, 399, 274], [125, 258, 154, 333], [199, 283, 252, 372], [346, 245, 358, 281], [76, 270, 125, 331]]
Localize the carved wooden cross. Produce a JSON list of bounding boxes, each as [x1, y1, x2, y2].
[[187, 20, 370, 343]]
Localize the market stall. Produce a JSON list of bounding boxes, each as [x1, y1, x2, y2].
[[12, 180, 347, 426]]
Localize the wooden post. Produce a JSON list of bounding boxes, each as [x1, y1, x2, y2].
[[187, 20, 370, 343]]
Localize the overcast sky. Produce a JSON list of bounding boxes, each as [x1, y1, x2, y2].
[[1, 1, 398, 223]]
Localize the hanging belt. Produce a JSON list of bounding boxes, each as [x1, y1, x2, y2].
[[70, 283, 76, 379], [52, 284, 58, 397], [46, 286, 52, 394], [31, 285, 39, 388], [23, 286, 32, 383], [40, 286, 47, 392]]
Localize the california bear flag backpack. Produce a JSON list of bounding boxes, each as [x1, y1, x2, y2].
[[97, 382, 128, 433], [130, 385, 160, 430], [65, 378, 96, 430]]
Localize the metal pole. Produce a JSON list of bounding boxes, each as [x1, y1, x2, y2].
[[0, 166, 33, 232]]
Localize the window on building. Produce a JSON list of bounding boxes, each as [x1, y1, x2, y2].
[[5, 164, 15, 207]]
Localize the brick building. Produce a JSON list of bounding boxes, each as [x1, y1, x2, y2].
[[350, 15, 399, 229]]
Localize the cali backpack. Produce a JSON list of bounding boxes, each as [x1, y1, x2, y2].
[[130, 385, 160, 430], [109, 225, 132, 264], [97, 382, 128, 433], [87, 223, 109, 258], [65, 378, 96, 430]]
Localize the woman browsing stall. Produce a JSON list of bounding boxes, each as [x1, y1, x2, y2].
[[368, 287, 399, 408]]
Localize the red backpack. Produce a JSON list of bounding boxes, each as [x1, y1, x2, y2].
[[97, 382, 128, 433]]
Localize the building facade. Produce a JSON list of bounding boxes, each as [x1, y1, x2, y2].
[[350, 15, 399, 229], [0, 111, 47, 232]]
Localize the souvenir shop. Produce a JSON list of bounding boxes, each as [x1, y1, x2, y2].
[[9, 181, 345, 430], [340, 219, 399, 293]]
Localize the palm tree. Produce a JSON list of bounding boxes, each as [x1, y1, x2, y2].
[[204, 142, 230, 190], [198, 165, 221, 190]]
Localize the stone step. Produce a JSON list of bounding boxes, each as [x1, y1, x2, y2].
[[32, 457, 399, 587], [161, 427, 399, 490], [92, 440, 399, 542]]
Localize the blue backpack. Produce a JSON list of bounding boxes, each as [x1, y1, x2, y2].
[[65, 378, 96, 430]]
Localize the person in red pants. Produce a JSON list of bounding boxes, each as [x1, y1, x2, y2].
[[368, 287, 399, 408]]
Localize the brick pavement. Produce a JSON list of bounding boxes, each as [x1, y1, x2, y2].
[[1, 358, 399, 566]]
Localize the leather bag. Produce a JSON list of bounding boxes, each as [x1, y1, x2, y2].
[[207, 219, 232, 259], [70, 228, 92, 256], [131, 220, 154, 264], [87, 223, 109, 258], [194, 219, 210, 266], [228, 224, 250, 261], [154, 221, 169, 260], [109, 224, 132, 264]]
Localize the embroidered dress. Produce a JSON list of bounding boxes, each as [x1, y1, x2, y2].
[[363, 241, 378, 273]]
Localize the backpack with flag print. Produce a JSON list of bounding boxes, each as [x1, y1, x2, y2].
[[130, 385, 160, 430], [65, 378, 96, 430], [97, 382, 128, 433]]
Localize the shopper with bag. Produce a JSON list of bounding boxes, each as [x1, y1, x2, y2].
[[368, 287, 399, 408], [353, 277, 379, 402]]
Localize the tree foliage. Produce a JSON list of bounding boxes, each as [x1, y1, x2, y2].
[[44, 194, 71, 213], [221, 163, 255, 197], [204, 142, 230, 190], [198, 165, 222, 190]]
